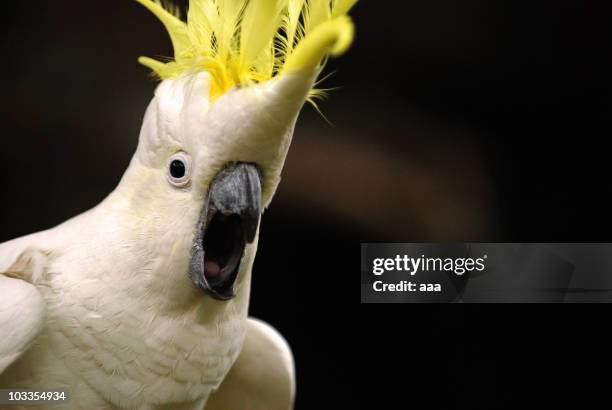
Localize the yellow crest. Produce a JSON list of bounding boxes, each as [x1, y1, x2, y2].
[[136, 0, 357, 100]]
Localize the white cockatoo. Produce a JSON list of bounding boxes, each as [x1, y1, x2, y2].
[[0, 0, 356, 408]]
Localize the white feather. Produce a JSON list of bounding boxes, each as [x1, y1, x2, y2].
[[0, 69, 309, 409]]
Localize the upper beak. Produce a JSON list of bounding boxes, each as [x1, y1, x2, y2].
[[208, 163, 262, 244]]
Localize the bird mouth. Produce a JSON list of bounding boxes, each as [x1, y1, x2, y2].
[[190, 163, 262, 301]]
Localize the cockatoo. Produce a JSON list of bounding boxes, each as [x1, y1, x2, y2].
[[0, 0, 356, 408]]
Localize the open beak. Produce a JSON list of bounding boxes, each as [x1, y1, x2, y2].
[[190, 163, 262, 300]]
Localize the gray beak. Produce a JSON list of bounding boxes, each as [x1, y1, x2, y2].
[[190, 163, 262, 300], [208, 163, 262, 244]]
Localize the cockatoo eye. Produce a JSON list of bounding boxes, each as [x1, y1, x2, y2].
[[167, 152, 192, 187]]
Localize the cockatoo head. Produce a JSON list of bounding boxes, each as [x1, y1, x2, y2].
[[120, 0, 356, 302]]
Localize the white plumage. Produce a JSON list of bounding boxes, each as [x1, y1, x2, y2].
[[0, 0, 357, 406], [0, 72, 309, 409]]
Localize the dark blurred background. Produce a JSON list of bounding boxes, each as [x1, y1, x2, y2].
[[1, 1, 610, 408]]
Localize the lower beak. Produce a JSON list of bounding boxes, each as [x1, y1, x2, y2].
[[189, 163, 262, 300]]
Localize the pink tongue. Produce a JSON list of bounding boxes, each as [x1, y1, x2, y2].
[[205, 261, 221, 278]]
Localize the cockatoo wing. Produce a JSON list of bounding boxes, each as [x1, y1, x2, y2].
[[205, 318, 295, 410], [0, 236, 48, 374]]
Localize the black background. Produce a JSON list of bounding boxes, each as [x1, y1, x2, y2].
[[1, 1, 610, 408]]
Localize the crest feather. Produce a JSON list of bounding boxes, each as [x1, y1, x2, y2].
[[136, 0, 357, 100], [136, 0, 189, 55]]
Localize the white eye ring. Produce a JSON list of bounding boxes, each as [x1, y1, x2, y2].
[[167, 152, 192, 187]]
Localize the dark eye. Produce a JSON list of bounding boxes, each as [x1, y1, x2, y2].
[[170, 160, 186, 178], [167, 152, 192, 187]]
